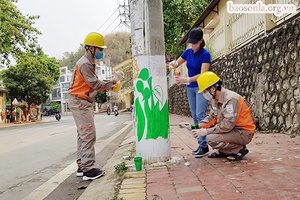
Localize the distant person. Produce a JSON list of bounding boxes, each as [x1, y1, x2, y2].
[[5, 110, 11, 123], [169, 27, 211, 158], [68, 32, 124, 181], [191, 71, 256, 161], [113, 103, 118, 112]]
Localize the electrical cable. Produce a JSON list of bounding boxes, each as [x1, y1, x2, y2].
[[102, 14, 120, 34], [96, 7, 119, 32]]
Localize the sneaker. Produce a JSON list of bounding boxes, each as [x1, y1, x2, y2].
[[192, 146, 201, 155], [194, 146, 209, 158], [76, 168, 83, 177], [82, 168, 105, 181]]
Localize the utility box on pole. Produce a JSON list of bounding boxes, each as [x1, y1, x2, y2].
[[129, 0, 170, 164]]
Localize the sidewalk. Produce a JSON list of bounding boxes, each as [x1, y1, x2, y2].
[[2, 113, 299, 199], [101, 114, 300, 200]]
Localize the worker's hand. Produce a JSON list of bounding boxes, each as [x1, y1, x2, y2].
[[168, 60, 178, 69], [175, 76, 190, 85], [191, 128, 208, 138], [112, 71, 124, 82]]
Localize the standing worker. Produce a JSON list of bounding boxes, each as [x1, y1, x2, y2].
[[191, 71, 256, 161], [169, 28, 211, 157], [68, 32, 124, 180]]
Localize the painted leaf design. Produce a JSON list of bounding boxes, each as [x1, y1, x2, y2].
[[138, 68, 149, 81], [135, 97, 145, 142]]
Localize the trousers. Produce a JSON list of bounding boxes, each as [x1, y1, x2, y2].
[[68, 95, 96, 172], [186, 87, 208, 147], [206, 128, 253, 154]]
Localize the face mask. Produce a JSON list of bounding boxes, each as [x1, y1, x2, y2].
[[95, 51, 104, 59], [203, 91, 213, 101]]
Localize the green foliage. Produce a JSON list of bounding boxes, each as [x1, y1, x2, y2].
[[2, 47, 60, 109], [0, 0, 41, 67], [163, 0, 211, 59], [59, 46, 85, 71], [114, 162, 128, 175], [50, 102, 61, 112], [290, 134, 297, 138], [95, 92, 107, 104], [12, 107, 23, 122], [104, 32, 132, 67]]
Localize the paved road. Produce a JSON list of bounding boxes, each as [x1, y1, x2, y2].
[[0, 112, 132, 200]]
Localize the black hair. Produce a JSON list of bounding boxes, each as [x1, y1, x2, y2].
[[200, 39, 205, 49], [214, 80, 222, 91], [208, 80, 222, 91]]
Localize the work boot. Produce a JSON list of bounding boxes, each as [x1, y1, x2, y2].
[[83, 168, 105, 181], [194, 146, 209, 158]]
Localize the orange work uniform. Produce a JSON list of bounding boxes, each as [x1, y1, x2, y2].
[[68, 53, 115, 172], [200, 87, 256, 155]]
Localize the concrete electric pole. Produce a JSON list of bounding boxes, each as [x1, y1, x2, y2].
[[129, 0, 170, 164]]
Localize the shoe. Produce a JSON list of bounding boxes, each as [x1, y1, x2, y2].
[[194, 146, 209, 158], [208, 151, 228, 158], [192, 146, 201, 154], [227, 148, 249, 161], [82, 168, 105, 181], [76, 168, 83, 177]]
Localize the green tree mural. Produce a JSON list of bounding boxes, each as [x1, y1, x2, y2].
[[135, 68, 169, 142]]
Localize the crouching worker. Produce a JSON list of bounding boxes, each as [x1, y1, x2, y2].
[[191, 71, 256, 161]]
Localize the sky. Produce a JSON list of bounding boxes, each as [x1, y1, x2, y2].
[[15, 0, 129, 59]]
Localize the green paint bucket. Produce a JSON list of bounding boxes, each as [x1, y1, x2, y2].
[[134, 157, 142, 171]]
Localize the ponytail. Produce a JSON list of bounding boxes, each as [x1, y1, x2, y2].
[[200, 39, 206, 49]]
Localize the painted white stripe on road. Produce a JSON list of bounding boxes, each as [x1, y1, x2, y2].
[[23, 121, 132, 200], [106, 122, 116, 125]]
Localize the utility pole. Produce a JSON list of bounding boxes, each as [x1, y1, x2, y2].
[[129, 0, 170, 164]]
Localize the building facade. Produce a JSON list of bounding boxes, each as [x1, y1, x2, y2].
[[169, 0, 300, 135], [50, 62, 112, 114]]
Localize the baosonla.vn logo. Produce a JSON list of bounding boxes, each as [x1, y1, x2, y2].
[[227, 1, 297, 17]]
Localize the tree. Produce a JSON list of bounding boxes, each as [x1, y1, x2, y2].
[[95, 92, 107, 111], [59, 46, 85, 71], [162, 0, 211, 59], [0, 0, 40, 68], [104, 32, 132, 67], [50, 102, 61, 113], [1, 47, 60, 120]]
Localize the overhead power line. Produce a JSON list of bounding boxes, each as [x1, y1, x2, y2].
[[96, 0, 130, 35], [96, 7, 119, 32]]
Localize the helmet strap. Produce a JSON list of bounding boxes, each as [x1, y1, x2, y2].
[[88, 47, 96, 59]]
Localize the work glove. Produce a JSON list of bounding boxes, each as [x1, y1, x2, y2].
[[175, 76, 190, 85], [168, 60, 178, 69], [112, 71, 124, 82], [191, 128, 208, 138]]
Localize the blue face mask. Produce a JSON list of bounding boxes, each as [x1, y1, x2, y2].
[[95, 51, 104, 59]]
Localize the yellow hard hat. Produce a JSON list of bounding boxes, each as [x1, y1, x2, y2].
[[197, 71, 220, 93], [84, 32, 107, 48]]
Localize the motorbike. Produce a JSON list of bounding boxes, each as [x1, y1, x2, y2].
[[55, 113, 61, 121], [114, 109, 119, 116]]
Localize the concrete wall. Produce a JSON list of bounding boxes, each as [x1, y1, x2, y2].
[[168, 16, 300, 135]]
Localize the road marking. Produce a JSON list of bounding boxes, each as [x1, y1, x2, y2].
[[106, 122, 116, 125], [23, 121, 132, 200]]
